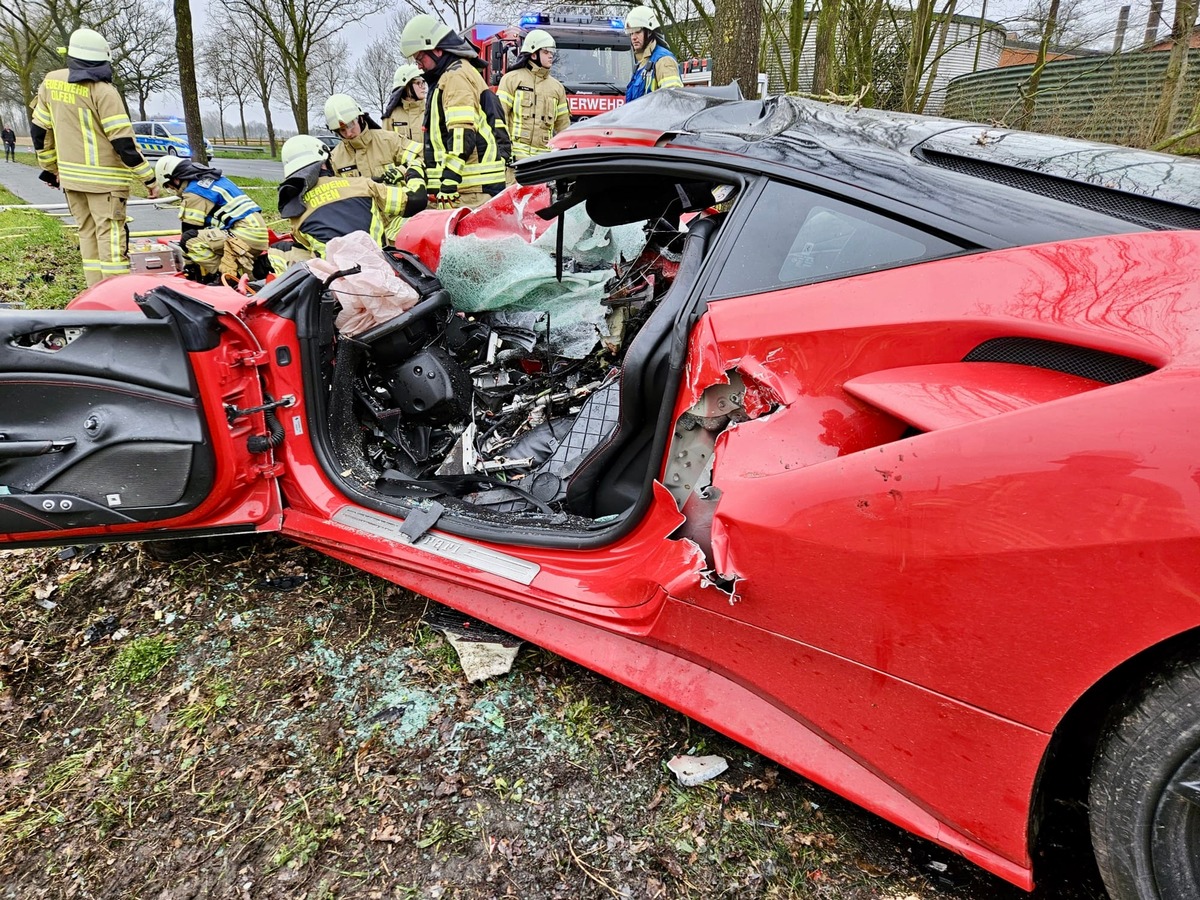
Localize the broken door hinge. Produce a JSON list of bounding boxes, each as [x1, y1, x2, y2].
[[225, 394, 295, 424]]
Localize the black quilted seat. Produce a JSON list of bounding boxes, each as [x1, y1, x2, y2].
[[562, 215, 719, 518]]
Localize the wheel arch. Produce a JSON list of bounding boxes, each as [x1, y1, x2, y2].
[[1028, 624, 1200, 884]]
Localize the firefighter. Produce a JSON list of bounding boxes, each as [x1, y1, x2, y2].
[[154, 155, 269, 281], [400, 14, 510, 210], [276, 134, 426, 261], [497, 29, 570, 180], [382, 64, 426, 142], [30, 27, 158, 286], [324, 93, 416, 187], [380, 64, 427, 201], [623, 6, 683, 102]]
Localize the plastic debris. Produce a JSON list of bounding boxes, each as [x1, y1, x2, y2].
[[84, 614, 119, 644], [422, 604, 523, 684], [667, 753, 729, 787]]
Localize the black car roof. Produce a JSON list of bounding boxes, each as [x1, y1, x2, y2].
[[576, 92, 1200, 244]]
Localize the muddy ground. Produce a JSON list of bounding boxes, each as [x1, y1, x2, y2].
[[0, 538, 1109, 899]]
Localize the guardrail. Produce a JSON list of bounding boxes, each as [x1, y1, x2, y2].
[[212, 143, 267, 153]]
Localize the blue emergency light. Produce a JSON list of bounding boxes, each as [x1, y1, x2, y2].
[[607, 17, 624, 28], [519, 12, 549, 26]]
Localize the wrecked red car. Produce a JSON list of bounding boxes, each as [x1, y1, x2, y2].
[[3, 93, 1200, 899]]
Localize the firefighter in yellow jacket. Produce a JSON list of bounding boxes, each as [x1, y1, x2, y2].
[[380, 65, 426, 205], [324, 93, 419, 188], [400, 14, 510, 210], [382, 64, 426, 143], [276, 135, 426, 261], [497, 29, 570, 181], [30, 28, 158, 286]]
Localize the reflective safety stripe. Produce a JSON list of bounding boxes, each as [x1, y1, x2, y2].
[[100, 113, 131, 137], [427, 63, 505, 195], [231, 214, 269, 249], [443, 104, 476, 128], [79, 109, 99, 168], [59, 161, 139, 186]]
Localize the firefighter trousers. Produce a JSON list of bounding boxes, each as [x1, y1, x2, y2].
[[64, 189, 129, 286], [186, 226, 268, 278]]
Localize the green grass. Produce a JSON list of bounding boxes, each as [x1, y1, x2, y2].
[[228, 175, 283, 230], [0, 182, 87, 309], [216, 149, 279, 160], [110, 636, 177, 685]]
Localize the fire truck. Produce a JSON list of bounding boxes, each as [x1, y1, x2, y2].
[[463, 11, 632, 119]]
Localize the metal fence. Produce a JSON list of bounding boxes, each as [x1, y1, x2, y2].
[[944, 50, 1200, 146]]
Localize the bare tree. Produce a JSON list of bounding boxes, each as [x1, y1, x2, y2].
[[309, 36, 350, 118], [229, 11, 282, 154], [351, 10, 412, 116], [811, 0, 841, 95], [760, 0, 813, 94], [1149, 0, 1199, 143], [199, 38, 236, 141], [648, 0, 712, 60], [1010, 0, 1110, 50], [0, 5, 56, 114], [174, 0, 208, 163], [353, 35, 401, 116], [0, 0, 112, 112], [109, 0, 177, 120], [1017, 0, 1060, 129], [219, 0, 387, 133], [395, 0, 477, 32]]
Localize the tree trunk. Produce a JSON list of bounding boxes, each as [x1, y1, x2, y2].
[[1016, 0, 1059, 130], [20, 71, 35, 122], [788, 0, 807, 93], [139, 93, 148, 120], [812, 0, 841, 95], [264, 102, 277, 157], [293, 63, 310, 135], [915, 0, 957, 114], [711, 0, 764, 96], [173, 0, 208, 164], [1150, 0, 1199, 143], [902, 0, 934, 112], [238, 101, 247, 142]]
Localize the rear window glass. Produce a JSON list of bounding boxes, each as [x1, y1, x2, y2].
[[712, 181, 964, 296]]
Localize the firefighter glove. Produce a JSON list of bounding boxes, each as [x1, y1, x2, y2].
[[38, 169, 59, 189], [432, 190, 460, 210], [378, 165, 406, 185]]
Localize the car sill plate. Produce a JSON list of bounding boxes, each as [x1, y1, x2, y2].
[[332, 506, 541, 586]]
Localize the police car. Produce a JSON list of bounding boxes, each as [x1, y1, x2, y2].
[[131, 120, 213, 158]]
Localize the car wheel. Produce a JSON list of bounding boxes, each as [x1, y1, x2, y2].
[[1089, 654, 1200, 899], [167, 147, 177, 156]]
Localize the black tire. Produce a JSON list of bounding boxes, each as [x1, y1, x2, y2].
[[1090, 655, 1200, 900], [166, 146, 177, 157]]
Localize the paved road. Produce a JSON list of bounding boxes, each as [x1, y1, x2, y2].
[[0, 151, 183, 233], [213, 156, 281, 181]]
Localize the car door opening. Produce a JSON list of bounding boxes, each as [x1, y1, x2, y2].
[[267, 172, 740, 541]]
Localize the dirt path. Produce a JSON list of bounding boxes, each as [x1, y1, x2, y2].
[[0, 539, 1107, 899]]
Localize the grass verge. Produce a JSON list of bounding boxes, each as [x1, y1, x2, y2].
[[0, 182, 86, 309]]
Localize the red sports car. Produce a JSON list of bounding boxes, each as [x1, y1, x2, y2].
[[3, 93, 1199, 900]]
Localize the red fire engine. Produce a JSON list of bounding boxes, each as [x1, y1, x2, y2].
[[463, 11, 631, 119]]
